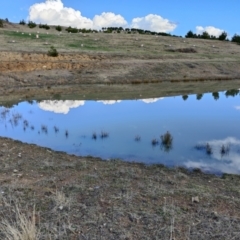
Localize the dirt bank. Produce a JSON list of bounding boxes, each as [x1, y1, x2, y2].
[[1, 24, 240, 101]]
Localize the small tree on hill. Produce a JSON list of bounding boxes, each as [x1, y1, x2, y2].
[[39, 23, 50, 30], [28, 21, 37, 28], [0, 19, 3, 28], [185, 30, 194, 38], [218, 31, 227, 41], [55, 25, 62, 31], [232, 34, 240, 44], [201, 31, 210, 39], [19, 19, 26, 25]]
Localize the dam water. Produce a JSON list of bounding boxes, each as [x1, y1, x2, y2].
[[0, 90, 240, 174]]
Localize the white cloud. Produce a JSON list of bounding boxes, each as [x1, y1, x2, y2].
[[28, 0, 127, 30], [131, 14, 177, 32], [235, 106, 240, 110], [38, 100, 85, 114], [29, 0, 93, 29], [141, 98, 164, 103], [196, 26, 225, 37], [97, 100, 121, 105], [28, 1, 177, 32], [93, 12, 127, 29]]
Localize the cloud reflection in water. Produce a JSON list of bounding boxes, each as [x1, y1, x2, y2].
[[38, 100, 85, 114], [97, 100, 121, 105], [141, 98, 164, 103], [185, 137, 240, 174]]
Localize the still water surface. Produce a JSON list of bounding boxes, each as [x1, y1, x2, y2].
[[1, 90, 240, 174]]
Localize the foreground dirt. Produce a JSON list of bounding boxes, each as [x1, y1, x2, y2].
[[0, 137, 240, 239]]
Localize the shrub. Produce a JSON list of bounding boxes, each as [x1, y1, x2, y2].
[[48, 46, 58, 57], [56, 25, 62, 31], [28, 21, 37, 28], [0, 19, 3, 28]]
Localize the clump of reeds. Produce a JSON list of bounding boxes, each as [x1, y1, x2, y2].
[[195, 142, 213, 155], [160, 131, 173, 152], [92, 132, 97, 140], [65, 130, 69, 138], [53, 126, 59, 133], [151, 138, 159, 146], [135, 135, 141, 141], [12, 113, 22, 125], [1, 108, 10, 120], [206, 143, 212, 155], [23, 120, 29, 127], [100, 131, 109, 139], [161, 131, 173, 146], [41, 125, 48, 134], [220, 144, 230, 156], [195, 143, 206, 150]]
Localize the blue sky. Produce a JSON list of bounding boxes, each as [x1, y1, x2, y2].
[[0, 0, 239, 37]]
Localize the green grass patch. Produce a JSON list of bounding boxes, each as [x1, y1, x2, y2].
[[3, 30, 57, 40], [67, 42, 111, 52]]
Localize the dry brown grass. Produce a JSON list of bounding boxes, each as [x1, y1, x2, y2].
[[0, 203, 39, 240]]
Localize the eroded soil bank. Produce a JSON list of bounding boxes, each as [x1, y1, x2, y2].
[[0, 137, 240, 239], [0, 51, 240, 103]]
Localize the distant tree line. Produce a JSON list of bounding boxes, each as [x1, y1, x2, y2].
[[102, 27, 180, 37], [65, 26, 98, 33], [183, 89, 240, 101], [185, 30, 228, 41], [185, 30, 240, 44], [14, 18, 240, 44]]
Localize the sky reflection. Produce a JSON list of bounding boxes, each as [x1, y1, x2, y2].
[[1, 90, 240, 174]]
